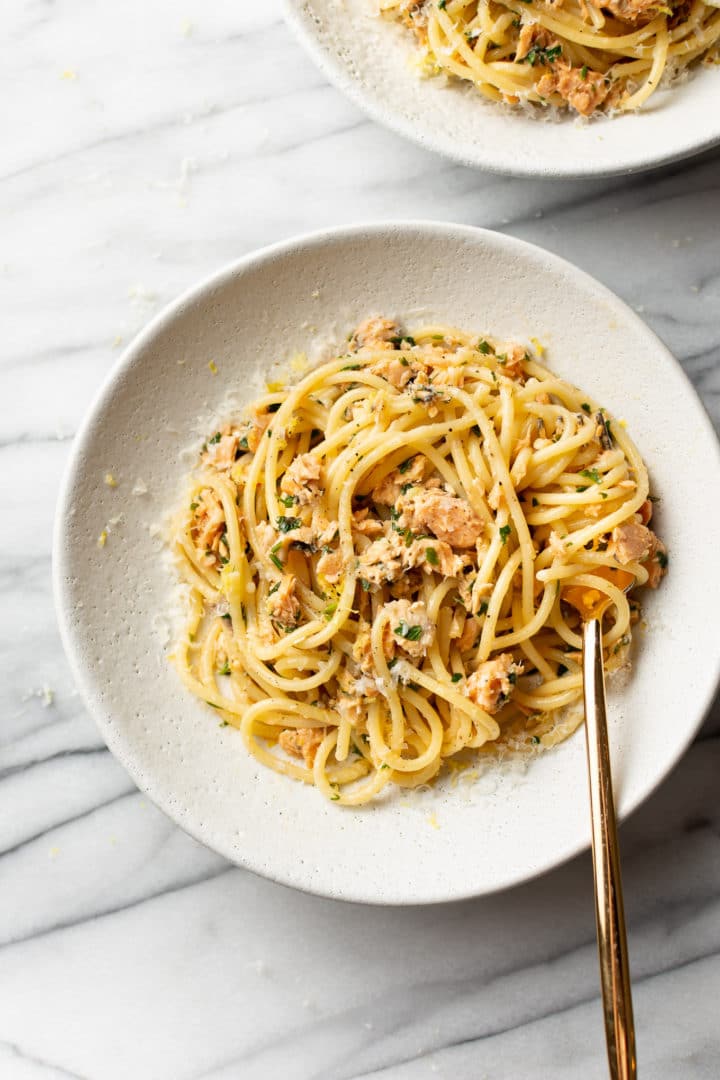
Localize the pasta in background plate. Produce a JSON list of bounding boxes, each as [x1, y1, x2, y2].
[[381, 0, 720, 117], [171, 318, 667, 805]]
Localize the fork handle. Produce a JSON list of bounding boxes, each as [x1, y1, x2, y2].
[[583, 618, 637, 1080]]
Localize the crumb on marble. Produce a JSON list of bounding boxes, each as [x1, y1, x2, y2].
[[104, 472, 118, 488]]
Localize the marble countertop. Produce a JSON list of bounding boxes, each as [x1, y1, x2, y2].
[[2, 2, 719, 1077]]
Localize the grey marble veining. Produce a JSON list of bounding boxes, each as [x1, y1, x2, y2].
[[1, 2, 718, 1077]]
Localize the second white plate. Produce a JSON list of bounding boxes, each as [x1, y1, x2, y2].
[[283, 0, 720, 178]]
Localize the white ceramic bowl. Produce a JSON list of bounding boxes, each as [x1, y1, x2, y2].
[[54, 222, 720, 904], [283, 0, 720, 178]]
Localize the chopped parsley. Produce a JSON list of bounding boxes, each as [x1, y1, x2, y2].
[[390, 335, 416, 347], [530, 734, 541, 745], [477, 339, 491, 355], [656, 550, 668, 568], [425, 547, 439, 566], [508, 671, 517, 685], [579, 468, 602, 485], [238, 436, 249, 451], [189, 501, 198, 511], [398, 457, 414, 474], [266, 402, 281, 413], [217, 661, 231, 676], [581, 402, 592, 414], [279, 494, 298, 507], [581, 65, 589, 80], [208, 431, 222, 445], [269, 552, 284, 571], [522, 44, 562, 66], [499, 524, 511, 545], [221, 613, 232, 623], [268, 581, 281, 595], [359, 578, 371, 591], [342, 363, 361, 371], [451, 672, 463, 683], [394, 621, 423, 642], [478, 600, 489, 615], [324, 602, 338, 619], [276, 516, 301, 532]]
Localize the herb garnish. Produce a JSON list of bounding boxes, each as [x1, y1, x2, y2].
[[277, 516, 301, 532], [522, 44, 562, 66], [394, 621, 423, 642]]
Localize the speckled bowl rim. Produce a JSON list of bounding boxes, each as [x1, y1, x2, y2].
[[282, 0, 720, 179], [54, 221, 720, 905]]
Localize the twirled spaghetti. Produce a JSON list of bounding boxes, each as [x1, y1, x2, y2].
[[171, 318, 667, 805], [381, 0, 720, 117]]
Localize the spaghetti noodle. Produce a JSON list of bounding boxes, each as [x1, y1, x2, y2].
[[381, 0, 720, 116], [171, 318, 667, 805]]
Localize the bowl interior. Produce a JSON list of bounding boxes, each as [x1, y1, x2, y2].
[[284, 0, 720, 177], [55, 222, 720, 903]]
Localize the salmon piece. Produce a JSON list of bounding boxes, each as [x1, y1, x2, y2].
[[397, 489, 483, 548], [240, 412, 270, 454], [516, 24, 559, 62], [645, 534, 667, 589], [372, 455, 427, 506], [638, 499, 653, 526], [611, 522, 653, 565], [381, 599, 434, 661], [351, 317, 400, 352], [352, 507, 385, 537], [202, 427, 239, 471], [356, 531, 413, 586], [368, 354, 416, 389], [280, 452, 323, 506], [536, 64, 611, 117], [278, 727, 325, 767], [500, 344, 528, 384], [336, 694, 364, 728], [317, 548, 344, 583], [267, 574, 301, 629], [465, 654, 523, 714], [191, 489, 227, 563], [352, 620, 374, 675], [357, 529, 463, 585], [593, 0, 660, 21], [276, 512, 338, 555], [336, 665, 380, 700], [415, 538, 465, 577]]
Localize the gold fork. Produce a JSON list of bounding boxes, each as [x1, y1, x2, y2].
[[563, 566, 637, 1080]]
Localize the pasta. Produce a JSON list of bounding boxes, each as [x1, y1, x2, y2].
[[381, 0, 720, 117], [171, 317, 667, 805]]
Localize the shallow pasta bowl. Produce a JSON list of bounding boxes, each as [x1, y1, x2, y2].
[[282, 0, 720, 178], [54, 221, 720, 904]]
